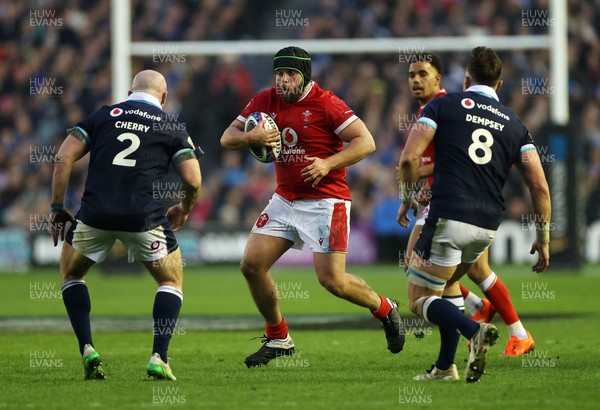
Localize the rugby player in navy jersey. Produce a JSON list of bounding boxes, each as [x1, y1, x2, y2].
[[49, 70, 202, 381], [397, 47, 551, 382], [404, 54, 535, 362]]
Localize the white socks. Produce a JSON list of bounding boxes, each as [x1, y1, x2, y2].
[[463, 291, 484, 314], [478, 272, 497, 292], [507, 320, 528, 339]]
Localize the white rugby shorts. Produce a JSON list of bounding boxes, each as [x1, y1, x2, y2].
[[251, 193, 351, 253], [414, 217, 496, 266], [66, 219, 178, 263], [415, 205, 429, 226]]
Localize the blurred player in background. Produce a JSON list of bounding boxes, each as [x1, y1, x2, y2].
[[49, 70, 202, 381], [397, 47, 551, 382], [404, 54, 535, 359], [221, 46, 405, 367]]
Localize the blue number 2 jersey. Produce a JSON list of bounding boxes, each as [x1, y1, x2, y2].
[[418, 85, 535, 230], [70, 94, 194, 232]]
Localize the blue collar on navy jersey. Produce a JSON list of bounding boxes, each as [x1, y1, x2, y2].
[[126, 91, 163, 109], [466, 85, 499, 101]]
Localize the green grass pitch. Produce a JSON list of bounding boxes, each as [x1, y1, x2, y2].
[[1, 264, 599, 409]]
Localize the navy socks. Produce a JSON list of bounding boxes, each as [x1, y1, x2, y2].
[[434, 295, 465, 371], [152, 286, 183, 362], [62, 280, 93, 355]]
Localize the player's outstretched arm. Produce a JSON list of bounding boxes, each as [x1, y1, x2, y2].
[[302, 119, 375, 187], [220, 119, 280, 150], [168, 155, 202, 232], [515, 149, 551, 272]]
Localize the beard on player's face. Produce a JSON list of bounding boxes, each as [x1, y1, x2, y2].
[[276, 72, 304, 104], [277, 85, 304, 103]]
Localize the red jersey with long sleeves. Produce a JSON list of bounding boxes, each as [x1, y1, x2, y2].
[[238, 82, 358, 201]]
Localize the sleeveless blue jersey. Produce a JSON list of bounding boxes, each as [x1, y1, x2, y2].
[[71, 100, 193, 231], [418, 90, 535, 230]]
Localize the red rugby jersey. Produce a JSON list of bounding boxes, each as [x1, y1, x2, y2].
[[417, 89, 447, 186], [238, 82, 358, 201]]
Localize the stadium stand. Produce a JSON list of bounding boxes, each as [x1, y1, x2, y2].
[[0, 0, 598, 263]]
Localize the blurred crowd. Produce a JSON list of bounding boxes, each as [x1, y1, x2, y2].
[[0, 0, 599, 260]]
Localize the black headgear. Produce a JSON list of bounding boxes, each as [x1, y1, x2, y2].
[[273, 46, 312, 89]]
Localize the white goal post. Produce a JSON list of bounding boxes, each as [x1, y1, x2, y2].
[[111, 0, 568, 125]]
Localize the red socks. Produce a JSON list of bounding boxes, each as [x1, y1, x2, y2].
[[459, 283, 470, 299], [485, 278, 519, 325], [266, 317, 289, 339], [371, 295, 392, 320]]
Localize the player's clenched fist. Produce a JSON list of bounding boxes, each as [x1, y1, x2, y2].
[[48, 209, 75, 246]]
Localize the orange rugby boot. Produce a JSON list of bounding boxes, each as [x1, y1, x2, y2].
[[503, 331, 535, 357], [470, 298, 496, 324]]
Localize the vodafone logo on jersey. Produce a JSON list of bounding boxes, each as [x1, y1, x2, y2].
[[278, 127, 308, 163], [281, 127, 298, 147], [461, 98, 475, 109], [110, 107, 123, 117]]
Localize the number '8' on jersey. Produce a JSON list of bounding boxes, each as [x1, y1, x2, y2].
[[418, 91, 535, 230]]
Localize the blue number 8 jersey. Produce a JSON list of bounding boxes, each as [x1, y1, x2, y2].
[[418, 87, 535, 230], [70, 98, 194, 232]]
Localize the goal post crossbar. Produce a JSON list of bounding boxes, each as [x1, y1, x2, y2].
[[111, 0, 568, 124], [128, 36, 551, 56]]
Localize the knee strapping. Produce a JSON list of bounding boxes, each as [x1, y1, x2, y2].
[[411, 295, 442, 320], [406, 267, 447, 292]]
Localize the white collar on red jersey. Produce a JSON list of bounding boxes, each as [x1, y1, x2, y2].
[[126, 91, 162, 109], [297, 81, 315, 102], [466, 85, 499, 101]]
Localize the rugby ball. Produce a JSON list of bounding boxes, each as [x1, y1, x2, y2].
[[244, 112, 281, 163]]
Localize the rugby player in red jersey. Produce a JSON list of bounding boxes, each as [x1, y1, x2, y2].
[[221, 46, 405, 367], [403, 55, 534, 365]]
